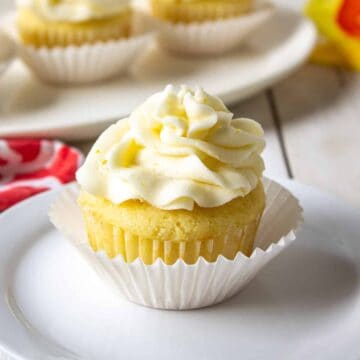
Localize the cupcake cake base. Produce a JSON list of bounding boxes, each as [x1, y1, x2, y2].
[[79, 183, 265, 265], [150, 0, 253, 23], [17, 8, 132, 48]]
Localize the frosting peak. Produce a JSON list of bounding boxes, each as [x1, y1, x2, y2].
[[17, 0, 130, 22], [77, 85, 265, 210]]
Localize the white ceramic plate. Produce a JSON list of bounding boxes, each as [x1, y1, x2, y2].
[[0, 8, 316, 140], [0, 178, 359, 360]]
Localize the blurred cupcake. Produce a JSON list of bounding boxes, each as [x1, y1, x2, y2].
[[141, 0, 274, 55], [150, 0, 252, 23], [13, 0, 154, 84], [17, 0, 132, 48], [76, 84, 266, 265]]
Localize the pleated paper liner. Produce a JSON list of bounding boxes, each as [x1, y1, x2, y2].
[[17, 34, 154, 84], [3, 13, 155, 85], [49, 178, 303, 310], [135, 1, 275, 55]]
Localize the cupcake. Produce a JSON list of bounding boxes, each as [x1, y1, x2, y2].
[[51, 85, 303, 309], [150, 0, 253, 23], [76, 85, 266, 265], [17, 0, 132, 48], [12, 0, 153, 84], [140, 0, 274, 55]]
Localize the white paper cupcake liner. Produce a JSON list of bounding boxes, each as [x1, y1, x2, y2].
[[137, 1, 275, 55], [49, 178, 303, 310], [2, 13, 155, 85], [18, 33, 154, 85]]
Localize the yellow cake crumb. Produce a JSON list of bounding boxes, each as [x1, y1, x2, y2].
[[17, 8, 131, 48], [150, 0, 252, 23], [78, 182, 265, 264]]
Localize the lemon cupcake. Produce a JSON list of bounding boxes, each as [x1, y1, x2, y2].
[[150, 0, 253, 23], [51, 85, 303, 309], [139, 0, 274, 55], [13, 0, 154, 84], [76, 85, 266, 265], [17, 0, 132, 48]]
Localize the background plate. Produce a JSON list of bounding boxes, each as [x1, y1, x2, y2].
[[0, 178, 359, 360], [0, 9, 315, 140]]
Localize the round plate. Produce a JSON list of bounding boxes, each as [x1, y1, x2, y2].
[[0, 178, 359, 360], [0, 8, 316, 140]]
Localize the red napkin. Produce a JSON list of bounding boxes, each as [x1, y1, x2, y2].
[[0, 139, 83, 212]]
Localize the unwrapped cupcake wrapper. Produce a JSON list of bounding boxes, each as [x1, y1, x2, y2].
[[49, 178, 303, 310], [138, 2, 274, 55]]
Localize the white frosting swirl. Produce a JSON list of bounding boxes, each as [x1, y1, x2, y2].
[[17, 0, 130, 22], [76, 85, 265, 210]]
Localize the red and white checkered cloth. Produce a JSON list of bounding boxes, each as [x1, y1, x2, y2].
[[0, 139, 83, 212]]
